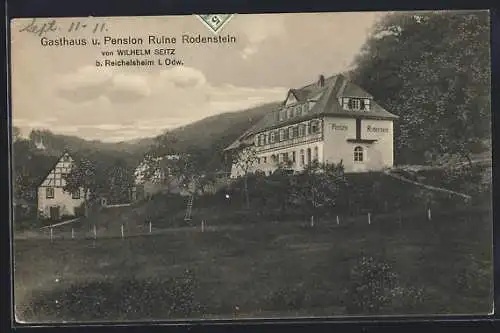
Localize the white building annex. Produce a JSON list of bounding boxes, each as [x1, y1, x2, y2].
[[225, 73, 399, 178], [37, 152, 87, 220]]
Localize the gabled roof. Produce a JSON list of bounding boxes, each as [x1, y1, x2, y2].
[[224, 74, 398, 151], [38, 152, 75, 188]]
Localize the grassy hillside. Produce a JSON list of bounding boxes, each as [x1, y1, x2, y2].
[[14, 203, 492, 322]]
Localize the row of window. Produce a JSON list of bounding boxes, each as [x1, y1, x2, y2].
[[255, 146, 364, 167], [257, 147, 320, 166], [276, 97, 371, 125], [278, 102, 311, 122], [342, 98, 371, 111], [45, 187, 81, 199], [255, 120, 322, 146]]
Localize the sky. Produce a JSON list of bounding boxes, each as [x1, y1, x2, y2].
[[10, 12, 383, 142]]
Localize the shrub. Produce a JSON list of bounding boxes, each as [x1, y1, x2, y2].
[[343, 256, 399, 314], [22, 269, 202, 321], [389, 285, 426, 313], [167, 269, 202, 317], [343, 256, 428, 314]]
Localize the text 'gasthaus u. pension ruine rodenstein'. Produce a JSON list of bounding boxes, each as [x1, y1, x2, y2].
[[18, 18, 238, 68], [39, 34, 238, 67]]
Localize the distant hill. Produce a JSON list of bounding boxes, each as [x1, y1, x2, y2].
[[158, 101, 280, 152], [22, 101, 281, 158]]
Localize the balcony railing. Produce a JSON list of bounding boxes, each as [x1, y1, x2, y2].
[[255, 132, 323, 153]]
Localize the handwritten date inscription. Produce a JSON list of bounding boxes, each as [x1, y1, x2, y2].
[[19, 18, 108, 37]]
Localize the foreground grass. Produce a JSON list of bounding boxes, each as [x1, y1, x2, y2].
[[14, 204, 492, 322]]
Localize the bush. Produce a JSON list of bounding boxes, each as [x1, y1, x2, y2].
[[343, 256, 428, 314], [22, 269, 202, 321], [343, 256, 399, 314]]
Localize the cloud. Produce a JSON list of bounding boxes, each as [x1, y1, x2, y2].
[[57, 66, 151, 104], [15, 65, 287, 142], [12, 12, 385, 142], [107, 73, 151, 103], [159, 66, 207, 88], [237, 14, 286, 59]]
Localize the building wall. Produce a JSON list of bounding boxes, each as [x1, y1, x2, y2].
[[229, 115, 394, 177], [230, 138, 325, 178], [37, 187, 85, 219], [255, 141, 325, 175], [323, 116, 394, 172], [361, 118, 394, 170]]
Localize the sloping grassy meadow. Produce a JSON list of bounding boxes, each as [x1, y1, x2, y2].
[[14, 203, 492, 323]]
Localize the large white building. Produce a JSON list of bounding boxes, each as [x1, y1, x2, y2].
[[37, 152, 87, 220], [226, 74, 399, 178]]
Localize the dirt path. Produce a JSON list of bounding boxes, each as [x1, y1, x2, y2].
[[383, 169, 472, 201]]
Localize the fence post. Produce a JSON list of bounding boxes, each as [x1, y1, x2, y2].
[[201, 220, 205, 232], [149, 221, 152, 234], [368, 213, 371, 225]]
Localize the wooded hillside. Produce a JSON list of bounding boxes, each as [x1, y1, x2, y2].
[[349, 10, 491, 164]]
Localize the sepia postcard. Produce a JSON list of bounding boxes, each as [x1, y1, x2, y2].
[[9, 11, 493, 323]]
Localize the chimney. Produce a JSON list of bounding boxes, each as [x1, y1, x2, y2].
[[318, 74, 325, 87]]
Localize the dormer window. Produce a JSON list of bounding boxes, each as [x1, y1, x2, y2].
[[343, 98, 371, 111], [349, 98, 361, 110], [294, 105, 301, 117], [279, 110, 285, 121]]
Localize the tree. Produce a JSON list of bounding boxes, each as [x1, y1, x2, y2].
[[290, 161, 346, 221], [105, 158, 135, 204], [233, 146, 258, 208], [12, 137, 58, 203], [140, 132, 185, 195], [350, 11, 490, 165], [63, 157, 98, 217]]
